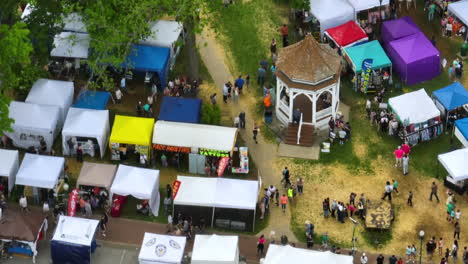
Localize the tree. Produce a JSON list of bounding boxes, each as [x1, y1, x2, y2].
[[290, 0, 310, 10], [201, 103, 221, 125]]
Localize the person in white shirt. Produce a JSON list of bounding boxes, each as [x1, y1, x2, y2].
[[19, 195, 29, 213], [120, 77, 126, 92], [43, 202, 50, 214], [43, 216, 49, 239], [115, 89, 122, 103], [360, 252, 368, 264], [147, 95, 154, 107]]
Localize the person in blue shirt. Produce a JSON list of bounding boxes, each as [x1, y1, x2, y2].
[[234, 76, 245, 93]]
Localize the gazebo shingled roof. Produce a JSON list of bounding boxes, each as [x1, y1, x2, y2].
[[276, 35, 341, 90]]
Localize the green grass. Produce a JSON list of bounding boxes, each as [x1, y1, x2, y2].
[[169, 43, 213, 83]]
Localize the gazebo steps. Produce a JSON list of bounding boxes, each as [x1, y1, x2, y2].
[[284, 123, 314, 147]]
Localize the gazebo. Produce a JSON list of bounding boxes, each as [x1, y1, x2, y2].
[[275, 35, 341, 146]]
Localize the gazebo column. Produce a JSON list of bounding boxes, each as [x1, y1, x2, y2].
[[331, 85, 337, 119], [275, 79, 282, 121], [312, 93, 317, 125], [288, 90, 294, 122]]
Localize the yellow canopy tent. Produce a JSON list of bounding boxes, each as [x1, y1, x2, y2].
[[109, 115, 154, 159]]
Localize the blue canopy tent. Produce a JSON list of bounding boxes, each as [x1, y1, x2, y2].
[[433, 82, 468, 114], [123, 45, 170, 89], [73, 90, 111, 110], [455, 118, 468, 148], [158, 96, 202, 123]]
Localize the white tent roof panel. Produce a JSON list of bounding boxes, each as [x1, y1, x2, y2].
[[388, 88, 440, 125], [347, 0, 390, 12], [152, 121, 237, 152], [448, 1, 468, 26], [262, 245, 353, 264], [138, 233, 187, 264], [51, 32, 90, 59], [63, 13, 87, 33], [309, 0, 355, 35], [52, 216, 99, 246], [191, 235, 239, 264], [139, 20, 183, 47], [16, 154, 64, 189], [438, 148, 468, 181], [0, 149, 20, 192]]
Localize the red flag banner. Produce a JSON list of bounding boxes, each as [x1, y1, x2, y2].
[[172, 180, 182, 200], [67, 189, 79, 217], [217, 157, 230, 177]]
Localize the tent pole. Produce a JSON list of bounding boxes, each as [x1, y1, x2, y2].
[[211, 207, 215, 228], [252, 207, 256, 232]]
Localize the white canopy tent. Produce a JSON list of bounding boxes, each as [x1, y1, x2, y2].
[[438, 148, 468, 182], [140, 20, 183, 48], [0, 149, 19, 193], [63, 13, 87, 33], [110, 165, 160, 216], [347, 0, 390, 12], [261, 244, 353, 264], [152, 121, 238, 152], [388, 88, 441, 125], [51, 32, 90, 59], [62, 108, 110, 158], [6, 101, 60, 152], [191, 235, 239, 264], [52, 216, 99, 246], [16, 154, 64, 189], [309, 0, 355, 36], [138, 233, 187, 264], [25, 79, 74, 128], [448, 1, 468, 31]]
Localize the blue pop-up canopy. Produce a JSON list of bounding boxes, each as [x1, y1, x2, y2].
[[158, 96, 202, 123], [123, 45, 170, 88], [433, 82, 468, 111], [73, 90, 110, 110], [455, 118, 468, 147]]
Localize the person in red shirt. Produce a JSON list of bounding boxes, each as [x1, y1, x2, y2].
[[394, 146, 404, 167], [280, 194, 288, 213], [280, 24, 288, 47], [401, 143, 411, 156], [257, 234, 266, 256]]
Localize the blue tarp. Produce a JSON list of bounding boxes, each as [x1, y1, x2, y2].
[[123, 45, 170, 88], [455, 118, 468, 142], [51, 239, 97, 264], [158, 96, 202, 123], [73, 90, 110, 110], [433, 82, 468, 111]]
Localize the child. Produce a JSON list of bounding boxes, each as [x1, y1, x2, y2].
[[438, 237, 443, 255], [450, 209, 455, 224], [445, 248, 450, 260], [407, 191, 413, 207], [392, 179, 399, 193], [455, 209, 461, 222]]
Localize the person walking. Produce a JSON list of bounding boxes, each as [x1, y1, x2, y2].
[[439, 237, 444, 256], [376, 254, 384, 264], [296, 178, 304, 194], [257, 67, 266, 87], [270, 38, 277, 57], [382, 181, 393, 201], [402, 154, 409, 175], [360, 252, 368, 264], [331, 199, 337, 218], [76, 144, 83, 163], [252, 123, 259, 144], [428, 1, 435, 21], [462, 246, 468, 264], [392, 179, 399, 193], [454, 222, 461, 239], [210, 93, 217, 105], [323, 199, 330, 218], [389, 255, 398, 264], [100, 212, 109, 237], [407, 191, 413, 206], [257, 234, 265, 256], [280, 194, 287, 213], [235, 75, 245, 93], [280, 24, 288, 47], [222, 83, 229, 103], [430, 182, 440, 202], [394, 146, 404, 167]]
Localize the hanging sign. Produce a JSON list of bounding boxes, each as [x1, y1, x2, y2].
[[199, 148, 230, 157], [217, 157, 230, 177], [360, 59, 374, 93], [172, 180, 182, 200], [153, 144, 191, 153], [67, 189, 79, 217]]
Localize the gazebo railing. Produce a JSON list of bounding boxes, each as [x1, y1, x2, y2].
[[297, 113, 303, 145]]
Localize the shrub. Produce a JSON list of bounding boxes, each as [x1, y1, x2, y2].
[[201, 103, 221, 125]]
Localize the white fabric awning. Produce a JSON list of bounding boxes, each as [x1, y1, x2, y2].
[[63, 13, 87, 33], [191, 235, 239, 264], [261, 245, 354, 264], [0, 149, 19, 192], [438, 148, 468, 181], [62, 108, 110, 158], [51, 32, 90, 59], [347, 0, 390, 12], [26, 79, 75, 128], [448, 1, 468, 26], [52, 216, 99, 246], [138, 233, 187, 264], [388, 88, 440, 125], [309, 0, 355, 36], [16, 154, 64, 189], [110, 165, 160, 216], [174, 176, 258, 210], [152, 121, 238, 152], [139, 20, 183, 48]]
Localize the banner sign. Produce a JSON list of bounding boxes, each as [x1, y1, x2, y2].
[[67, 189, 79, 217], [153, 144, 191, 153], [172, 180, 182, 200], [217, 157, 230, 177], [360, 59, 374, 93], [199, 148, 230, 157]]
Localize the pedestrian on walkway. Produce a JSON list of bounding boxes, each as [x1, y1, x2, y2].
[[396, 257, 404, 264], [239, 112, 246, 129], [280, 24, 288, 47], [427, 237, 437, 260], [462, 246, 468, 264], [454, 222, 461, 239], [428, 1, 435, 21], [280, 194, 287, 213], [403, 154, 409, 175], [394, 146, 404, 167], [233, 86, 239, 103], [323, 198, 330, 218], [439, 237, 444, 255], [235, 75, 245, 93], [223, 82, 229, 103], [389, 255, 397, 264], [76, 144, 83, 162], [331, 199, 337, 218], [100, 212, 108, 237], [257, 67, 266, 87], [275, 189, 279, 206], [382, 181, 393, 201], [360, 252, 368, 264], [430, 182, 440, 202], [392, 179, 399, 193], [210, 93, 217, 105], [407, 191, 413, 206], [252, 123, 259, 144], [257, 234, 265, 256], [296, 178, 304, 194], [270, 38, 277, 57], [357, 201, 364, 219], [376, 254, 384, 264]]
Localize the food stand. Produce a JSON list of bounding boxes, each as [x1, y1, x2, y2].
[[448, 1, 468, 41], [76, 162, 117, 206], [432, 82, 468, 127]]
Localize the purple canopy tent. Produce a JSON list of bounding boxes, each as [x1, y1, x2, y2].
[[381, 16, 420, 45], [385, 32, 440, 85]]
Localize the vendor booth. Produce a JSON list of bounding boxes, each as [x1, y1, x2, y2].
[[191, 235, 239, 264], [25, 79, 74, 128], [343, 40, 392, 93], [173, 176, 259, 232], [16, 154, 65, 190], [110, 165, 160, 216], [50, 32, 90, 59], [439, 148, 468, 194], [388, 89, 442, 145], [138, 233, 187, 264], [76, 162, 117, 207], [385, 32, 441, 85], [347, 0, 390, 14], [152, 121, 238, 175], [158, 96, 201, 124], [51, 216, 99, 264], [448, 1, 468, 41], [63, 13, 87, 33], [0, 149, 19, 194], [433, 82, 468, 124], [260, 244, 353, 264], [455, 118, 468, 147], [123, 45, 170, 89], [109, 115, 154, 161], [308, 0, 355, 36], [324, 20, 368, 49], [381, 16, 420, 45], [0, 207, 47, 263], [6, 101, 60, 152], [73, 90, 111, 110], [62, 108, 110, 158]]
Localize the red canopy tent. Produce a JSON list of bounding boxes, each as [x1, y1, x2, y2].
[[324, 20, 368, 48]]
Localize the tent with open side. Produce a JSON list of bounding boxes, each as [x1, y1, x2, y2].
[[309, 0, 355, 37], [448, 1, 468, 41], [138, 233, 187, 264], [51, 216, 99, 264], [158, 96, 202, 124], [438, 148, 468, 182], [347, 0, 390, 13], [343, 40, 392, 73], [110, 165, 160, 216], [62, 108, 110, 158], [0, 149, 19, 193], [324, 20, 368, 48], [63, 13, 87, 33], [123, 45, 170, 89], [51, 32, 90, 59], [77, 162, 117, 192], [191, 235, 239, 264], [73, 90, 111, 110], [385, 32, 440, 85], [455, 118, 468, 148], [381, 16, 420, 45], [25, 79, 74, 128], [389, 88, 441, 125], [6, 101, 60, 152], [433, 82, 468, 115], [260, 244, 353, 264], [16, 154, 65, 189]]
